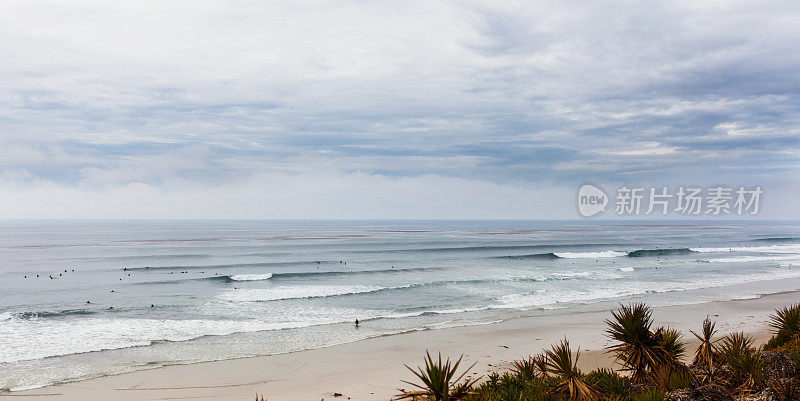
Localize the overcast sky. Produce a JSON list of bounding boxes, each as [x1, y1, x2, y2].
[[1, 0, 799, 219]]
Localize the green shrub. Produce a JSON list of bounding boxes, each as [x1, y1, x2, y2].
[[766, 304, 800, 349], [718, 332, 764, 393], [584, 368, 630, 398], [396, 352, 478, 401], [630, 389, 665, 401], [470, 372, 552, 401]]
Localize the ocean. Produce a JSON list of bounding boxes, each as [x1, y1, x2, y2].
[[2, 220, 800, 391]]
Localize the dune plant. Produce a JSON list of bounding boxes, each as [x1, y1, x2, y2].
[[584, 368, 629, 398], [653, 326, 685, 362], [767, 304, 800, 349], [719, 332, 763, 393], [651, 364, 692, 391], [719, 332, 755, 360], [510, 356, 537, 380], [605, 303, 670, 384], [471, 371, 550, 401], [544, 338, 601, 401], [396, 352, 479, 401], [532, 353, 549, 379], [690, 317, 718, 382], [767, 378, 800, 401], [630, 389, 666, 401]]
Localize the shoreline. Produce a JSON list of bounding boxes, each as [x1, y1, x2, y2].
[[4, 289, 796, 400]]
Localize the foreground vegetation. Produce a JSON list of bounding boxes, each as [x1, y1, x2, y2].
[[396, 303, 800, 401]]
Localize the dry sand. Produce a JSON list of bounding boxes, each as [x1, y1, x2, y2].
[[3, 291, 796, 401]]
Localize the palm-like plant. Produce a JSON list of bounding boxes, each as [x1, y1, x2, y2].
[[533, 353, 549, 379], [396, 352, 479, 401], [630, 389, 666, 401], [719, 332, 755, 360], [690, 317, 719, 384], [654, 326, 685, 361], [768, 378, 800, 401], [718, 332, 763, 393], [510, 356, 537, 379], [605, 303, 670, 384], [768, 304, 800, 347], [544, 338, 601, 401]]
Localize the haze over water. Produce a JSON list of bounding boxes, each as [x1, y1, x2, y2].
[[2, 220, 800, 391]]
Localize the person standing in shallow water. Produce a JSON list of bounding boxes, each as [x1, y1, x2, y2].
[[355, 319, 359, 327]]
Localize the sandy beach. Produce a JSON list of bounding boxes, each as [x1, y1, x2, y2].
[[3, 290, 795, 401]]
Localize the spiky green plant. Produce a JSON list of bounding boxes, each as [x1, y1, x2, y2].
[[651, 364, 692, 391], [718, 332, 763, 394], [544, 338, 601, 400], [532, 353, 549, 379], [690, 317, 718, 382], [605, 303, 670, 384], [510, 356, 537, 380], [471, 371, 551, 401], [584, 368, 629, 398], [654, 326, 685, 361], [719, 332, 755, 361], [396, 352, 479, 401], [768, 378, 800, 401], [767, 304, 800, 348], [630, 389, 665, 401]]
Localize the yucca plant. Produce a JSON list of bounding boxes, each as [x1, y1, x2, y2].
[[654, 326, 685, 361], [630, 389, 665, 401], [510, 356, 537, 380], [396, 352, 479, 401], [767, 304, 800, 348], [719, 332, 755, 361], [651, 364, 692, 391], [471, 371, 550, 401], [605, 303, 670, 384], [767, 378, 800, 401], [690, 317, 718, 382], [651, 326, 691, 390], [544, 338, 601, 401], [584, 368, 629, 398], [718, 332, 763, 394], [533, 353, 549, 379]]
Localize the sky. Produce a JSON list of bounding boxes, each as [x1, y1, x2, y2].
[[0, 0, 799, 219]]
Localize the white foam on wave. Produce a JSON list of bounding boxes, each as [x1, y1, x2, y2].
[[228, 273, 273, 281], [215, 284, 386, 302], [619, 267, 635, 272], [691, 244, 800, 254], [493, 266, 800, 311], [0, 316, 296, 364], [0, 304, 411, 368], [427, 306, 492, 315], [707, 255, 800, 264], [553, 250, 627, 259], [494, 287, 634, 310], [0, 311, 16, 321]]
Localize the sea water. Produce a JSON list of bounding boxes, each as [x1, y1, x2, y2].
[[2, 220, 800, 391]]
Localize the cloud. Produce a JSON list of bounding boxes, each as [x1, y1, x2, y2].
[[0, 0, 798, 217], [0, 172, 574, 219]]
